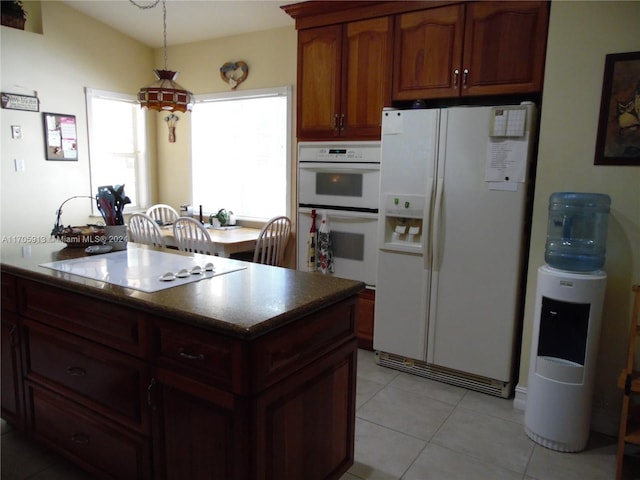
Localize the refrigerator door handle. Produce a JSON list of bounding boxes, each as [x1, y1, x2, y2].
[[423, 177, 435, 270], [432, 177, 445, 271]]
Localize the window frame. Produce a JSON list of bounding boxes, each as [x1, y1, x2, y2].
[[191, 85, 292, 221], [85, 87, 150, 215]]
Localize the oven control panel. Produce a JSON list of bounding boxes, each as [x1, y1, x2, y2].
[[299, 141, 381, 164]]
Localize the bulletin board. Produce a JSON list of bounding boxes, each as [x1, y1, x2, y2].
[[43, 112, 78, 161]]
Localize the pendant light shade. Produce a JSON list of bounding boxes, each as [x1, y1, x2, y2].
[[134, 0, 193, 113], [138, 69, 194, 112]]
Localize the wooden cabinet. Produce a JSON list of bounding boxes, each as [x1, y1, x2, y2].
[[1, 273, 23, 428], [357, 288, 375, 350], [297, 16, 392, 140], [2, 263, 359, 480], [17, 279, 153, 480], [151, 297, 358, 479], [393, 1, 549, 100]]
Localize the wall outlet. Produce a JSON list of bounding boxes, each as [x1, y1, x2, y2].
[[11, 125, 22, 139]]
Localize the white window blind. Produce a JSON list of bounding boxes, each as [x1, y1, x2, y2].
[[191, 86, 291, 220]]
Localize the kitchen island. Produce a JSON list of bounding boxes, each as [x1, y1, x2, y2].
[[1, 243, 364, 480]]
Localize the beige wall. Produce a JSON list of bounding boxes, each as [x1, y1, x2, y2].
[[516, 1, 640, 434], [154, 27, 297, 216], [1, 1, 153, 238]]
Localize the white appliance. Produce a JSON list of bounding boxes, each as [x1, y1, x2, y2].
[[374, 103, 537, 397], [525, 266, 606, 452], [297, 142, 380, 286]]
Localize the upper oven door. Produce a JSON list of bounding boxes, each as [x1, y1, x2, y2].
[[298, 141, 380, 211], [299, 162, 380, 211]]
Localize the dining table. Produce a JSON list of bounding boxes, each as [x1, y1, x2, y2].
[[160, 224, 262, 258]]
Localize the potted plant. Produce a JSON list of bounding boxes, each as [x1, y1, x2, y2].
[[1, 0, 26, 30]]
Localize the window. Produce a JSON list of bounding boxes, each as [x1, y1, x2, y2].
[[191, 86, 291, 221], [85, 88, 149, 212]]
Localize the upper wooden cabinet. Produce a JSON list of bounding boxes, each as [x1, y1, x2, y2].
[[393, 4, 465, 100], [297, 16, 393, 140], [284, 1, 550, 139], [393, 1, 549, 100]]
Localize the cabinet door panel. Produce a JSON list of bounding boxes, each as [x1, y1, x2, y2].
[[1, 311, 23, 427], [24, 320, 149, 431], [28, 385, 151, 480], [254, 340, 357, 480], [342, 16, 392, 139], [298, 25, 343, 139], [154, 375, 248, 480], [462, 1, 549, 95], [393, 4, 464, 100]]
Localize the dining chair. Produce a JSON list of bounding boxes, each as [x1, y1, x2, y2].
[[253, 216, 292, 267], [127, 213, 166, 248], [146, 204, 179, 226], [173, 217, 217, 255]]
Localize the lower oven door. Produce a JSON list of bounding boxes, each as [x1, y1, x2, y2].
[[297, 207, 378, 287]]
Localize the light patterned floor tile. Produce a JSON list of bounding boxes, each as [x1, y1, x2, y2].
[[348, 418, 426, 480], [525, 431, 618, 480], [432, 406, 534, 474], [402, 443, 523, 480], [458, 389, 525, 424], [386, 372, 467, 406], [357, 384, 455, 441]]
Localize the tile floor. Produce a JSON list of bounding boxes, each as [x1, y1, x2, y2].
[[1, 349, 638, 479]]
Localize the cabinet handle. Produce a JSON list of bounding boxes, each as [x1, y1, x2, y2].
[[66, 366, 86, 377], [463, 68, 469, 88], [339, 113, 345, 131], [8, 324, 18, 347], [71, 433, 90, 445], [147, 377, 157, 409], [333, 114, 340, 132], [178, 347, 205, 361], [453, 69, 460, 87]]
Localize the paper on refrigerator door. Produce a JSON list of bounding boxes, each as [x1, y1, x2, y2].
[[485, 137, 528, 184]]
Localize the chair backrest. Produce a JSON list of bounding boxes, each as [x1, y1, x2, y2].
[[127, 213, 166, 248], [253, 216, 291, 266], [173, 217, 216, 255], [146, 204, 179, 226]]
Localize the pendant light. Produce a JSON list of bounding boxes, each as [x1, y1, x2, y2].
[[135, 0, 194, 113]]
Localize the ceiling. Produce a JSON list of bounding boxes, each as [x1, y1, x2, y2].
[[61, 0, 296, 48]]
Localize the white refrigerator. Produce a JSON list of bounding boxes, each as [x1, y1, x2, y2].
[[373, 103, 537, 397]]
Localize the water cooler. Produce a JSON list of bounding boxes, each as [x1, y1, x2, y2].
[[524, 192, 610, 452]]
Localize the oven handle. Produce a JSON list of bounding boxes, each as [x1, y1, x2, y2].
[[299, 163, 380, 173], [298, 207, 378, 220]]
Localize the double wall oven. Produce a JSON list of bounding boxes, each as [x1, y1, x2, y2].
[[297, 142, 380, 286]]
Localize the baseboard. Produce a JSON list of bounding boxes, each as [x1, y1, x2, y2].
[[513, 384, 527, 411], [512, 384, 619, 437]]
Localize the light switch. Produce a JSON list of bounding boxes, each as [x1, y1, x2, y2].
[[11, 125, 22, 139], [14, 158, 25, 172]]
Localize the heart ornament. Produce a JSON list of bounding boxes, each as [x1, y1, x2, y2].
[[220, 61, 249, 89]]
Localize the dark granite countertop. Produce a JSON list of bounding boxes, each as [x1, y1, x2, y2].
[[1, 242, 365, 340]]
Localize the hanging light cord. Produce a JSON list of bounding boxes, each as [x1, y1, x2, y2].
[[129, 0, 168, 70]]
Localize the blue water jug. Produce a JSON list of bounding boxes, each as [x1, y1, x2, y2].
[[544, 192, 611, 272]]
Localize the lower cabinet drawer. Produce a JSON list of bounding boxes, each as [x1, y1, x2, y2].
[[24, 320, 149, 432], [27, 384, 151, 480]]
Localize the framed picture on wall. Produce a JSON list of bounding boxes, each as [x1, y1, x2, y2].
[[43, 112, 78, 161], [594, 51, 640, 166]]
